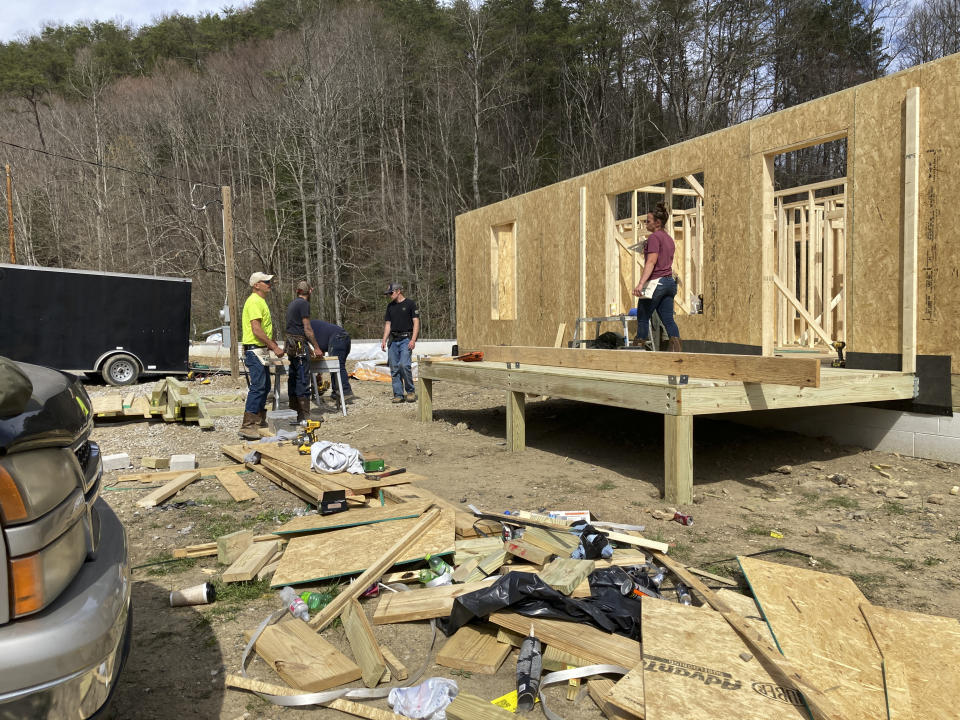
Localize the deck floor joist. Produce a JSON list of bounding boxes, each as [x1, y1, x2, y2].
[[417, 359, 917, 505]]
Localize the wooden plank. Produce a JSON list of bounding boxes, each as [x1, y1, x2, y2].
[[860, 604, 960, 719], [455, 537, 505, 564], [664, 414, 693, 505], [623, 599, 808, 720], [222, 540, 280, 583], [451, 556, 481, 583], [554, 322, 567, 348], [136, 471, 201, 508], [649, 549, 845, 720], [217, 529, 253, 565], [447, 692, 516, 720], [436, 624, 512, 674], [504, 539, 554, 566], [417, 376, 433, 423], [508, 510, 669, 555], [93, 394, 123, 416], [126, 396, 152, 417], [506, 390, 525, 451], [342, 598, 387, 688], [216, 470, 259, 502], [308, 508, 444, 631], [274, 509, 453, 590], [120, 464, 244, 483], [172, 533, 282, 559], [378, 483, 480, 536], [522, 526, 580, 556], [274, 501, 431, 535], [248, 618, 361, 691], [489, 612, 642, 668], [373, 579, 497, 624], [738, 556, 886, 720], [479, 346, 820, 388], [538, 558, 595, 595], [380, 646, 409, 681], [902, 86, 920, 374]]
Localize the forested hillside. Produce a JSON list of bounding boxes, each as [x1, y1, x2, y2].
[[0, 0, 956, 337]]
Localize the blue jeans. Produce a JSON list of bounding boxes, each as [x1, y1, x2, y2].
[[388, 338, 414, 397], [328, 334, 353, 396], [244, 349, 271, 413], [636, 276, 680, 340], [287, 353, 310, 401]]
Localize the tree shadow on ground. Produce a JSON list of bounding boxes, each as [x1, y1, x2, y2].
[[109, 580, 225, 719], [434, 398, 862, 491]]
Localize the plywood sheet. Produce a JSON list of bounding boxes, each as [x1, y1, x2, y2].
[[436, 623, 511, 674], [270, 510, 455, 587], [738, 556, 886, 720], [861, 604, 960, 719], [627, 598, 809, 720], [251, 618, 361, 691], [273, 501, 430, 535]]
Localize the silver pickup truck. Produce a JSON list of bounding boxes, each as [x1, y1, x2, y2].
[[0, 358, 131, 718]]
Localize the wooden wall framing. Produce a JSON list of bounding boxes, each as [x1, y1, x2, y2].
[[454, 54, 960, 366]]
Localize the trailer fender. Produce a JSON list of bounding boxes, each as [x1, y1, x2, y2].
[[96, 351, 142, 386]]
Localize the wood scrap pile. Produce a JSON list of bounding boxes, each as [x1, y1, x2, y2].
[[93, 376, 214, 427], [209, 498, 960, 719], [117, 463, 260, 503]]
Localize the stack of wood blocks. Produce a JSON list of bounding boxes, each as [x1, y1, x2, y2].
[[92, 376, 213, 427]]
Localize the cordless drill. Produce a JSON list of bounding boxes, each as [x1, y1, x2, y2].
[[296, 419, 323, 454]]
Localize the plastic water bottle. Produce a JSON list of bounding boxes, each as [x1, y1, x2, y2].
[[425, 554, 453, 576], [675, 582, 692, 606], [300, 591, 332, 612], [279, 586, 310, 621]]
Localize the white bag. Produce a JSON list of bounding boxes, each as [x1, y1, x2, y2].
[[640, 277, 661, 299], [388, 677, 459, 719], [310, 441, 364, 474]]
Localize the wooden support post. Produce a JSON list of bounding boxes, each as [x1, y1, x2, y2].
[[806, 190, 816, 347], [902, 87, 920, 374], [761, 155, 775, 356], [5, 164, 14, 264], [664, 414, 693, 505], [553, 323, 566, 348], [417, 377, 432, 423], [506, 390, 525, 452]]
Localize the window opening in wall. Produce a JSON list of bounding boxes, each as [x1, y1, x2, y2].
[[490, 221, 517, 320], [608, 173, 705, 317], [773, 138, 847, 348]]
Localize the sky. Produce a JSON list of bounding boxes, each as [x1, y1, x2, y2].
[[1, 0, 243, 42]]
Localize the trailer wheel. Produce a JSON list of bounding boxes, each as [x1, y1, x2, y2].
[[101, 354, 139, 386]]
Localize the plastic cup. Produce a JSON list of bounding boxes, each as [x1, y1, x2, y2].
[[170, 582, 216, 607]]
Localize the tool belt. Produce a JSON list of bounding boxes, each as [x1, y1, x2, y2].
[[390, 331, 412, 339], [285, 334, 308, 358]]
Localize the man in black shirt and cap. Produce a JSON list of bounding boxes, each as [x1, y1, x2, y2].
[[284, 281, 320, 422], [380, 282, 419, 403]]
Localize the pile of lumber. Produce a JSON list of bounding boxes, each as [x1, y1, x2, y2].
[[120, 463, 259, 503], [93, 376, 213, 427], [169, 489, 958, 719]]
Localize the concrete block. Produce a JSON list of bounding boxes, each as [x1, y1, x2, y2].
[[914, 433, 960, 463], [102, 453, 131, 472], [831, 405, 940, 434], [141, 456, 170, 469], [938, 413, 960, 438], [169, 454, 196, 471], [831, 425, 916, 456]]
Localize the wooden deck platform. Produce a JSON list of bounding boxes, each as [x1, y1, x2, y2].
[[417, 359, 917, 504]]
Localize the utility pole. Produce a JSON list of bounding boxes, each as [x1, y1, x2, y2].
[[5, 164, 14, 264], [222, 186, 239, 381]]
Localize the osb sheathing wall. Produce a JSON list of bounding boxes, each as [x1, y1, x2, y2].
[[455, 53, 960, 360]]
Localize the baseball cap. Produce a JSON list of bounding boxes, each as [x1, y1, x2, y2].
[[249, 272, 274, 287], [384, 282, 402, 295], [296, 280, 311, 293]]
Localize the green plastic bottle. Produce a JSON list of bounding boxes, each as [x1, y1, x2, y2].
[[425, 553, 453, 576], [300, 591, 332, 612]]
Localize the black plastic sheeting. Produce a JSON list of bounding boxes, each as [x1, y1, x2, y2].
[[441, 567, 645, 641]]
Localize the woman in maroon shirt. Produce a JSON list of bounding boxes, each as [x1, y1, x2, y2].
[[632, 202, 681, 351]]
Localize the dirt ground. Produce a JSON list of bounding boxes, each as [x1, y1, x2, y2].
[[88, 369, 960, 719]]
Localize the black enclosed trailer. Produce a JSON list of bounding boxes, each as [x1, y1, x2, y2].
[[0, 263, 191, 385]]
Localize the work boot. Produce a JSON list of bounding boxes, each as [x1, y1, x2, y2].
[[296, 397, 310, 424], [406, 392, 417, 403], [239, 412, 261, 440], [391, 396, 405, 404], [667, 336, 682, 352], [258, 408, 268, 427]]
